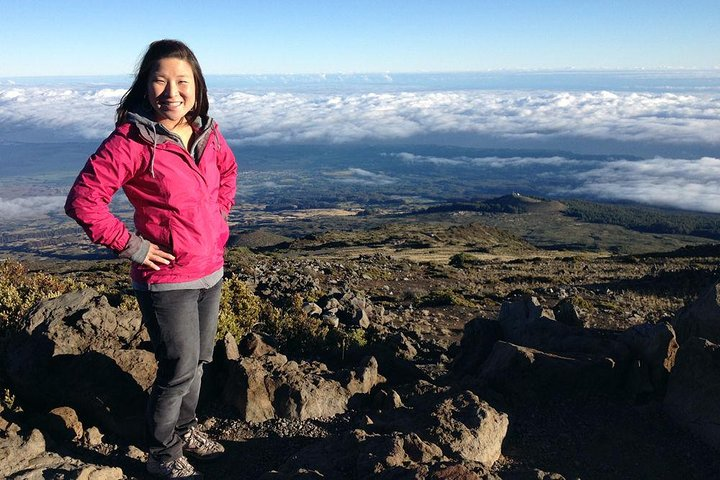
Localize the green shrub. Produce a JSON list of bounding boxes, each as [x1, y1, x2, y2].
[[418, 288, 475, 307], [257, 293, 371, 359], [1, 387, 16, 411], [449, 252, 478, 268], [259, 294, 330, 355], [0, 260, 86, 335], [217, 275, 262, 340], [568, 294, 595, 313], [218, 278, 373, 359]]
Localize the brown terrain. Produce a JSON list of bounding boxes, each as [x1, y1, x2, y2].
[[1, 196, 720, 479]]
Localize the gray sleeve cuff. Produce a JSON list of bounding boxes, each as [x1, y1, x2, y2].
[[118, 233, 151, 264]]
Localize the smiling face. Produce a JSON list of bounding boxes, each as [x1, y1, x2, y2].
[[146, 57, 196, 129]]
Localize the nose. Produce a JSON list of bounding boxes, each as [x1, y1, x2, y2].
[[164, 81, 179, 98]]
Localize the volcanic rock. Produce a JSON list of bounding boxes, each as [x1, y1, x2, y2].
[[43, 406, 84, 442], [4, 288, 155, 442], [451, 317, 502, 375], [223, 351, 384, 422], [428, 391, 508, 467], [0, 428, 123, 479], [619, 321, 678, 397], [672, 280, 720, 345], [479, 341, 622, 397], [498, 296, 630, 364], [664, 336, 720, 450], [552, 297, 587, 328]]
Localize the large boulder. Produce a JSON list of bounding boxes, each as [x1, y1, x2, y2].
[[553, 297, 589, 328], [451, 317, 502, 375], [672, 281, 720, 345], [273, 360, 354, 420], [498, 296, 630, 364], [428, 391, 508, 468], [4, 288, 156, 442], [479, 341, 622, 397], [223, 352, 286, 423], [664, 336, 720, 450], [223, 334, 385, 422], [0, 428, 123, 479], [619, 322, 678, 397]]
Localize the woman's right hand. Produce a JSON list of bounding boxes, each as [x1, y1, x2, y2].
[[142, 243, 175, 271]]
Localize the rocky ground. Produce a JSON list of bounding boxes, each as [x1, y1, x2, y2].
[[2, 206, 720, 479]]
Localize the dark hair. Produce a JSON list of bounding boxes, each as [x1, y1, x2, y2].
[[116, 39, 209, 126]]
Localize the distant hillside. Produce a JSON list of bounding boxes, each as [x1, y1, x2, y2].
[[228, 229, 293, 248], [564, 200, 720, 241], [418, 193, 565, 215], [415, 194, 720, 244]]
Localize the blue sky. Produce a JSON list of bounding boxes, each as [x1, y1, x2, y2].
[[1, 0, 718, 76]]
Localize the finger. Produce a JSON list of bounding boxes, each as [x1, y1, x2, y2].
[[150, 255, 171, 265], [155, 250, 175, 261], [144, 259, 161, 271], [148, 244, 175, 261]]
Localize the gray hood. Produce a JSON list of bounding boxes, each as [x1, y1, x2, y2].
[[126, 108, 217, 177]]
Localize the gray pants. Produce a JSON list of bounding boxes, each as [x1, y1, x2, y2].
[[135, 279, 222, 461]]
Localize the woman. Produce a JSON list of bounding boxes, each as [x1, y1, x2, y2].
[[66, 39, 237, 479]]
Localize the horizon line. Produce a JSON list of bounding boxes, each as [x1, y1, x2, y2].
[[2, 66, 720, 80]]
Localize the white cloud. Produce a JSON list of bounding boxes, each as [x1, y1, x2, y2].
[[324, 168, 395, 185], [0, 196, 67, 219], [469, 155, 583, 168], [1, 86, 718, 149], [391, 152, 465, 165], [568, 156, 720, 213], [388, 152, 581, 168], [0, 87, 122, 139], [215, 90, 720, 147]]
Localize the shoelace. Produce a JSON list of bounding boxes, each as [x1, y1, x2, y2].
[[186, 428, 211, 448], [167, 456, 196, 475]]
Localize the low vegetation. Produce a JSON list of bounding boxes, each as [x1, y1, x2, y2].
[[0, 260, 86, 335], [218, 276, 368, 359], [217, 274, 263, 340]]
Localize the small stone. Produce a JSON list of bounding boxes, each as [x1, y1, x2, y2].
[[47, 406, 84, 441], [360, 415, 374, 426], [0, 417, 20, 434], [374, 389, 405, 410], [352, 308, 371, 329], [84, 426, 104, 447], [125, 444, 146, 461], [239, 332, 277, 357], [224, 332, 240, 361], [322, 314, 340, 328], [75, 465, 124, 480], [403, 432, 443, 464], [201, 417, 218, 430], [303, 302, 323, 316]]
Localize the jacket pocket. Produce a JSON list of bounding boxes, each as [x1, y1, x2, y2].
[[169, 208, 210, 266], [134, 209, 172, 251]]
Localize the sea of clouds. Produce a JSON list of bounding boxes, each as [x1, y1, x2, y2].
[[2, 85, 718, 148], [1, 72, 719, 216]]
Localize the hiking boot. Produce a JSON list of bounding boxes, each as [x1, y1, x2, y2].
[[146, 455, 203, 479], [181, 426, 225, 460]]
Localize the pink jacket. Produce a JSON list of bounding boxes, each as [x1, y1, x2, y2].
[[65, 115, 237, 285]]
